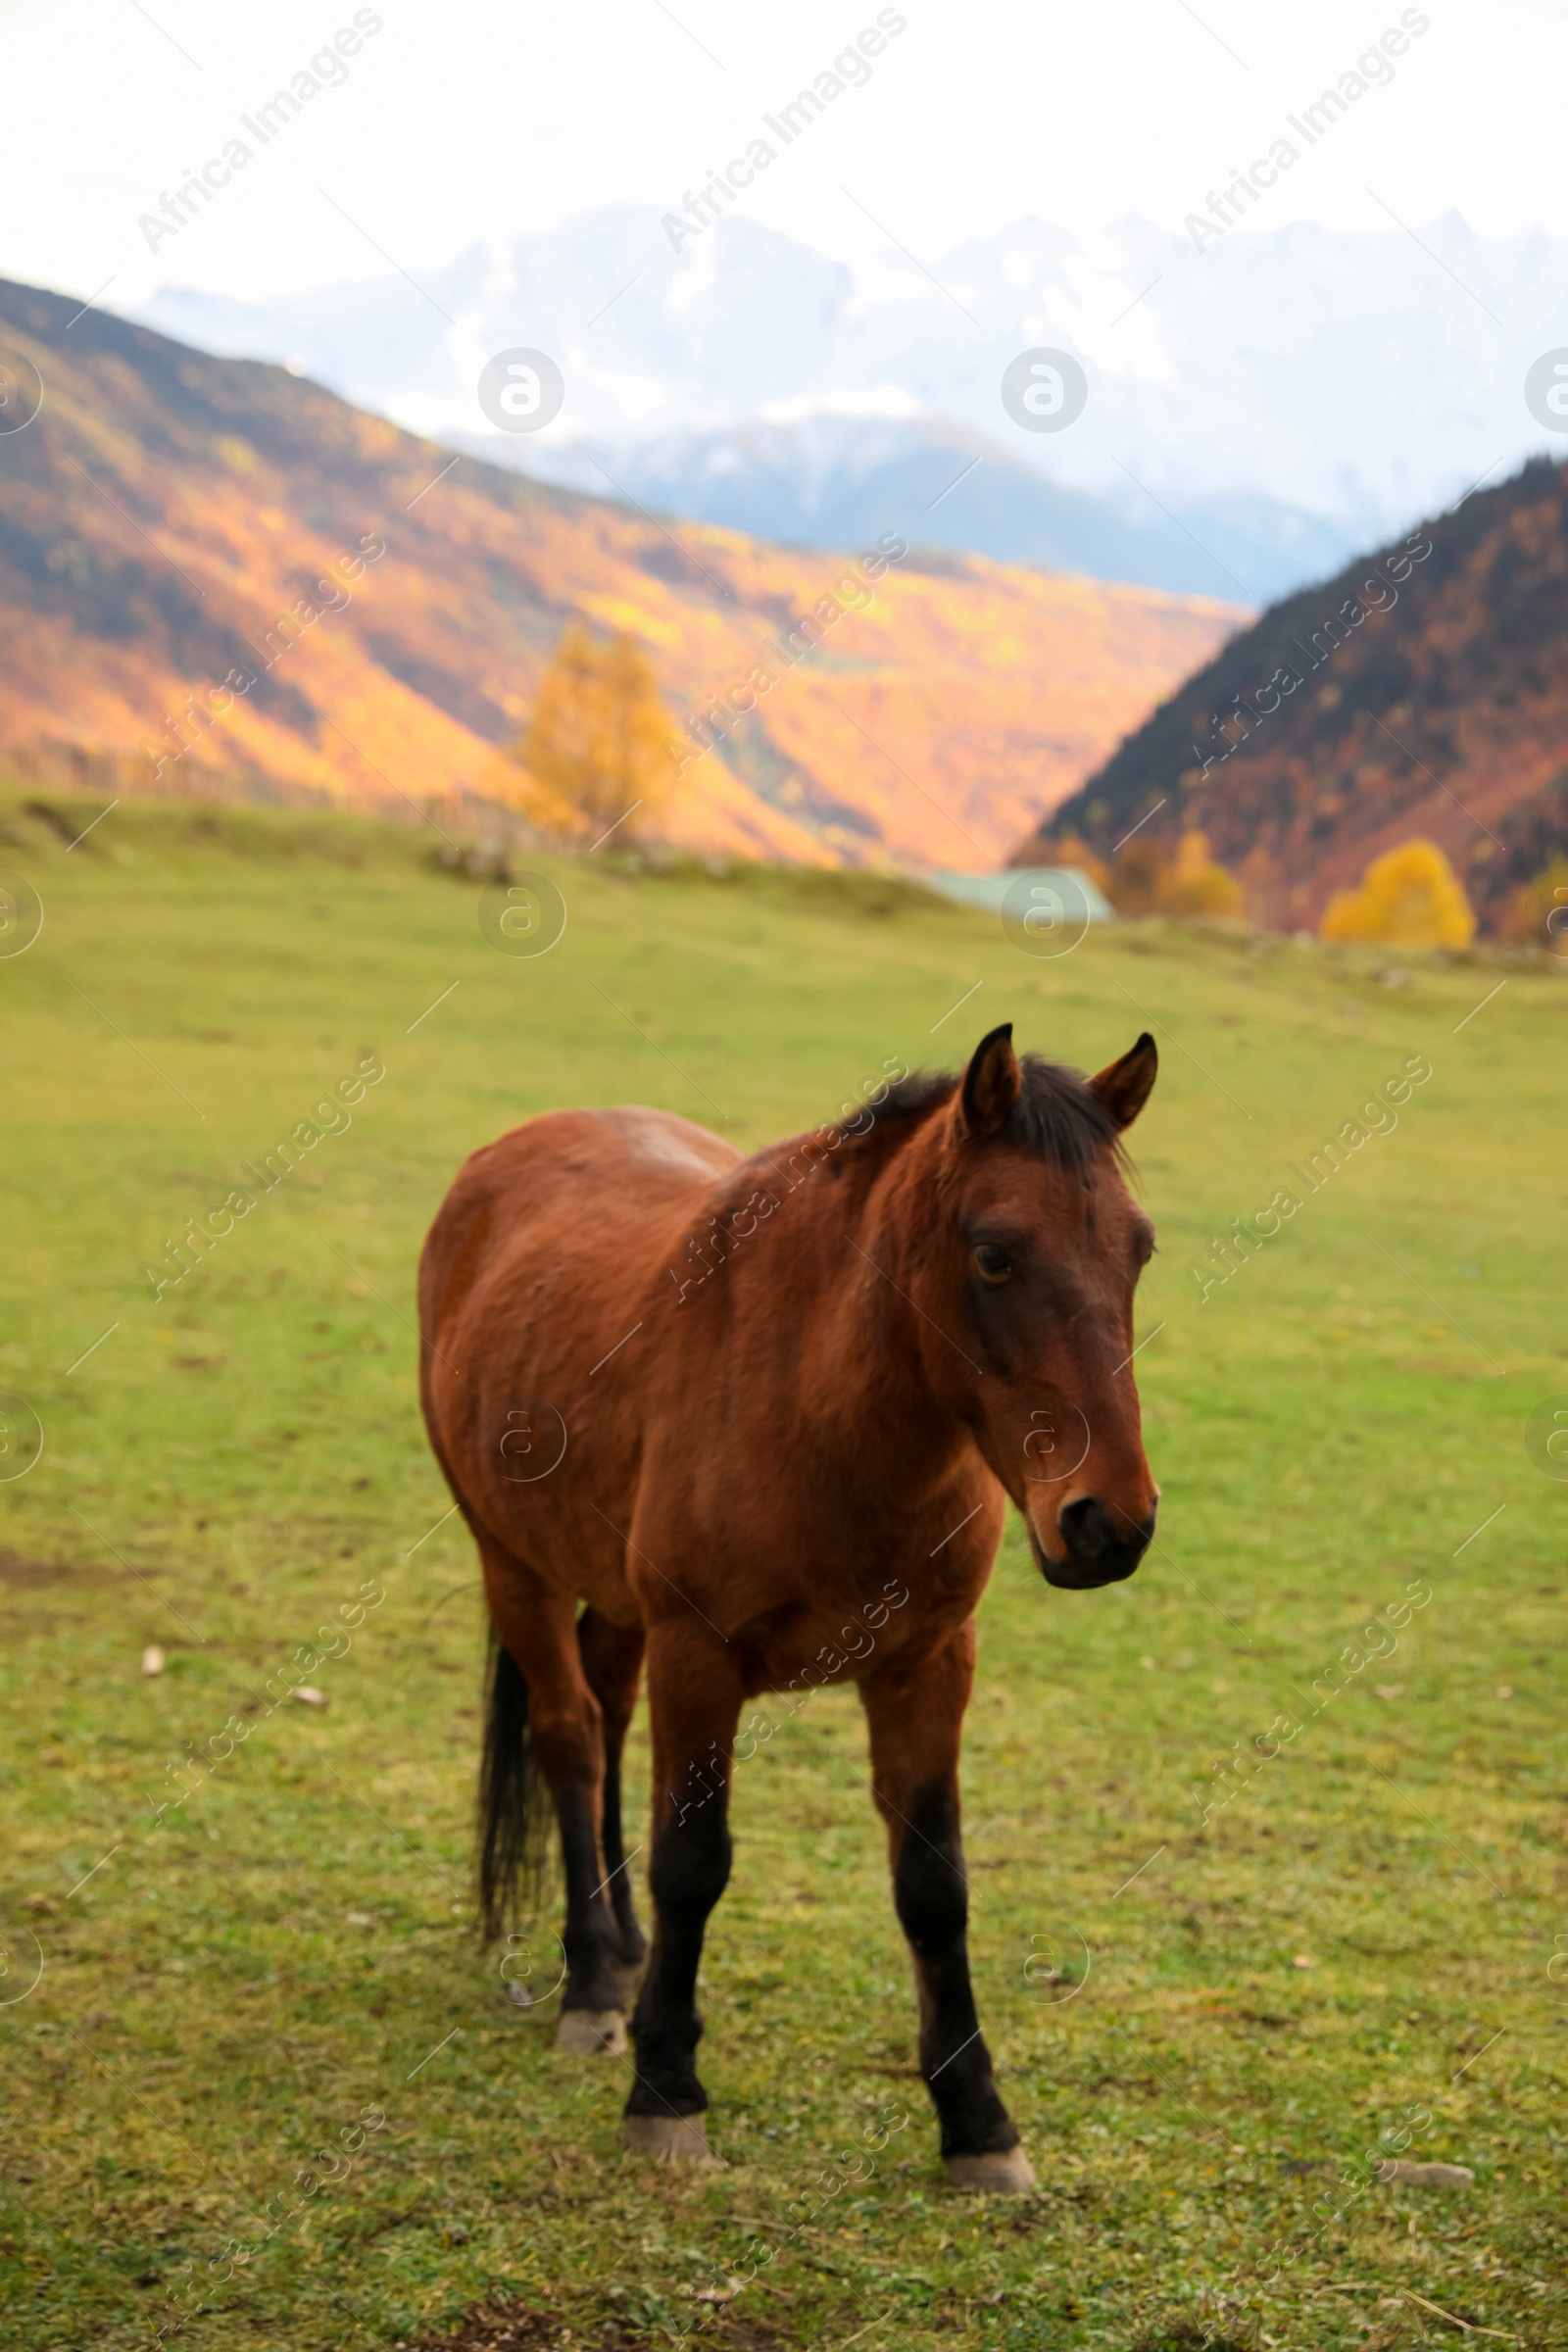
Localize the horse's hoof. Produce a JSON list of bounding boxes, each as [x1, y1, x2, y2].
[[945, 2147, 1036, 2195], [555, 2009, 627, 2056], [623, 2112, 718, 2165]]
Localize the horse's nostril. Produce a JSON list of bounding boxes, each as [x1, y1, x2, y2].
[[1057, 1497, 1156, 1565], [1058, 1496, 1114, 1561], [1033, 1497, 1155, 1590]]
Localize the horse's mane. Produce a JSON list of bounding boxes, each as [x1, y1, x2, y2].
[[861, 1054, 1121, 1177]]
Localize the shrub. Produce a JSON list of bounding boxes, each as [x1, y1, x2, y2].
[[1499, 858, 1568, 949], [1320, 838, 1475, 948], [1156, 830, 1245, 918], [1102, 830, 1244, 918]]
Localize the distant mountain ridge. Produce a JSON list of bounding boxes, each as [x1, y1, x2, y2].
[[471, 416, 1355, 603], [0, 273, 1240, 869], [133, 205, 1568, 605], [1018, 459, 1568, 932], [135, 271, 1348, 606]]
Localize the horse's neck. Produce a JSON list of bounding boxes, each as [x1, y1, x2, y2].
[[777, 1121, 961, 1456]]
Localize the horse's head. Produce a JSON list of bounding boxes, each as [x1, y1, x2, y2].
[[933, 1022, 1160, 1591]]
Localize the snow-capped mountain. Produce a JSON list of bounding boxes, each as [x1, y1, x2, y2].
[[133, 205, 1568, 602]]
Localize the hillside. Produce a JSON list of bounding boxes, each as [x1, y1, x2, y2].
[[1018, 459, 1568, 930], [0, 277, 1239, 869]]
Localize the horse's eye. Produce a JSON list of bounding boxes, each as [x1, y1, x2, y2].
[[974, 1243, 1012, 1283]]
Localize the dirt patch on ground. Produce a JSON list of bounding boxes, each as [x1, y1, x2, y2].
[[0, 1549, 122, 1590], [410, 2306, 556, 2351], [411, 2300, 782, 2352], [1130, 2324, 1256, 2352]]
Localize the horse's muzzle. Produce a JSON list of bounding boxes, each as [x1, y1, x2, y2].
[[1030, 1497, 1155, 1590]]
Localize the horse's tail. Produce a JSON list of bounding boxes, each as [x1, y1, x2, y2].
[[477, 1628, 554, 1941]]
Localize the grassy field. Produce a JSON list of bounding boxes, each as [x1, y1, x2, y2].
[[0, 785, 1564, 2352]]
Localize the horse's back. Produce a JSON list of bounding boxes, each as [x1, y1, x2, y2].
[[418, 1106, 738, 1573], [422, 1091, 728, 1242]]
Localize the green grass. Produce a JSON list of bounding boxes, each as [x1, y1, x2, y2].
[[1, 785, 1564, 2352]]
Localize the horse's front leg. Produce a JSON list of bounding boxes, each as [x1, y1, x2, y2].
[[623, 1618, 743, 2164], [859, 1625, 1034, 2193]]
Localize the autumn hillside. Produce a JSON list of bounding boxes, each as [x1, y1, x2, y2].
[[1019, 459, 1568, 930], [0, 276, 1240, 869]]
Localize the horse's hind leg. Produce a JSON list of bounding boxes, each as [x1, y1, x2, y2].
[[479, 1539, 631, 2055], [859, 1628, 1033, 2194], [577, 1607, 648, 1997]]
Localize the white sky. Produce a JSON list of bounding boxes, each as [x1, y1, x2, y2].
[[3, 0, 1566, 307]]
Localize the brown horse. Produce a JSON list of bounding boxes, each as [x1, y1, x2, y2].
[[417, 1022, 1159, 2190]]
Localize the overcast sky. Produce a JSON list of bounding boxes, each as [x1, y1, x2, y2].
[[3, 0, 1566, 308]]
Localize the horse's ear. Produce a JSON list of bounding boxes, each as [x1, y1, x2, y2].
[[959, 1023, 1021, 1139], [1089, 1032, 1158, 1129]]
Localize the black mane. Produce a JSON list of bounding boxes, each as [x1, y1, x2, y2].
[[863, 1054, 1119, 1175]]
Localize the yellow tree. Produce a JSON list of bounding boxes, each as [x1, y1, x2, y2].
[[1501, 858, 1568, 948], [505, 623, 674, 841], [1320, 839, 1475, 948], [1155, 829, 1244, 918], [1102, 829, 1243, 917]]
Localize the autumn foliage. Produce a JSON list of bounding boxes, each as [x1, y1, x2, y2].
[[1155, 829, 1245, 917], [0, 275, 1250, 871], [1500, 858, 1568, 949], [1090, 829, 1245, 919], [500, 624, 675, 844], [1319, 839, 1476, 949]]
